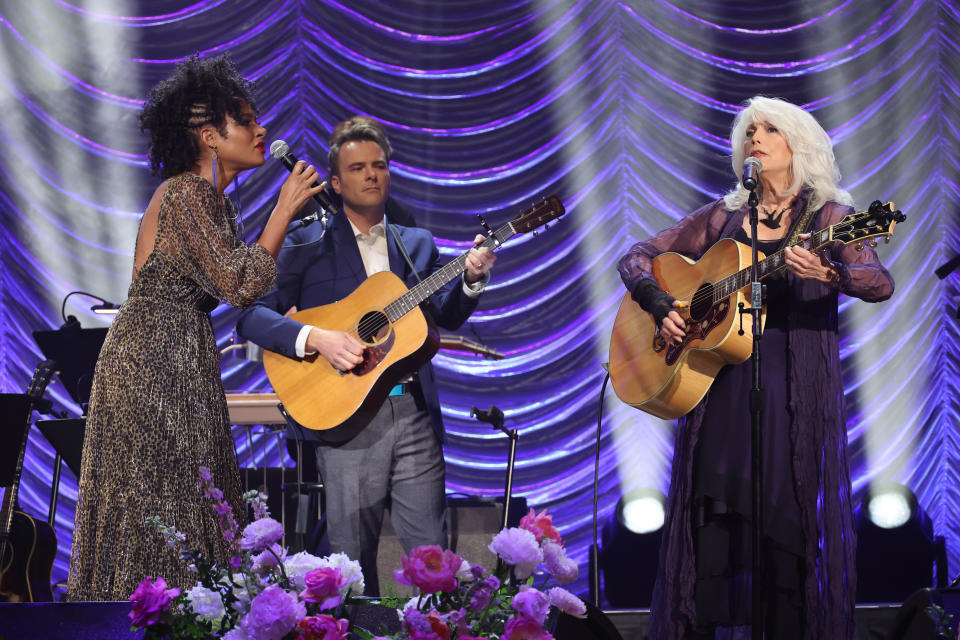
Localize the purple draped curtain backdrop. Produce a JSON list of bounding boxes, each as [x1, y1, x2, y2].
[[0, 0, 957, 597]]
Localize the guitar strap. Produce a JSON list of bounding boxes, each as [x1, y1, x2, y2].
[[778, 193, 818, 252], [388, 223, 424, 285]]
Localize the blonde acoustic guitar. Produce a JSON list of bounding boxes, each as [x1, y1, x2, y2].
[[609, 201, 904, 420], [263, 196, 565, 442]]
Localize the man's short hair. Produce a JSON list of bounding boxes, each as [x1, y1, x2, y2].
[[328, 120, 392, 175]]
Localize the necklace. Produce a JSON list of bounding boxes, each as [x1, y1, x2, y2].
[[760, 207, 788, 229]]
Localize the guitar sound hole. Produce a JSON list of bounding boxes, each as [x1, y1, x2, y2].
[[357, 311, 390, 345], [689, 283, 714, 321]]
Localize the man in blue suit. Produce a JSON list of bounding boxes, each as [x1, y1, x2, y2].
[[236, 120, 495, 593]]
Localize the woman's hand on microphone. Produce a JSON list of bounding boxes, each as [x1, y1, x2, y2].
[[276, 160, 326, 222]]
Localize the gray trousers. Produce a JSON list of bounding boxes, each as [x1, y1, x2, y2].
[[315, 391, 446, 595]]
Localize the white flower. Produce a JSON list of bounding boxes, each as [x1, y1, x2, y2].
[[316, 552, 365, 596], [282, 551, 326, 590], [230, 573, 263, 612], [547, 586, 587, 618], [542, 539, 578, 584], [185, 584, 226, 622], [489, 527, 543, 579], [455, 558, 475, 583]]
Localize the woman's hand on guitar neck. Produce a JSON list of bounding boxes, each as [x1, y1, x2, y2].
[[785, 234, 840, 284], [306, 328, 365, 372], [660, 301, 687, 345]]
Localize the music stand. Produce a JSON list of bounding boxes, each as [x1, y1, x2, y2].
[[35, 419, 86, 527], [32, 324, 105, 527], [33, 325, 107, 409], [0, 394, 32, 488]]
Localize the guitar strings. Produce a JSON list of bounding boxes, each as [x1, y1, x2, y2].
[[671, 217, 867, 310]]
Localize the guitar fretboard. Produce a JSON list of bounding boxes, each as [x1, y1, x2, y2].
[[384, 222, 515, 322], [710, 228, 832, 303]]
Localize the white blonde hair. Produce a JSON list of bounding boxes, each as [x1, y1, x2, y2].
[[722, 96, 853, 212]]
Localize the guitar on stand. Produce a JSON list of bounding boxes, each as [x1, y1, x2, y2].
[[263, 196, 565, 442], [609, 201, 906, 419], [0, 359, 58, 602]]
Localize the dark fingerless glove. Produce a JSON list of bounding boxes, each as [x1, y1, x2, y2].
[[631, 279, 676, 327]]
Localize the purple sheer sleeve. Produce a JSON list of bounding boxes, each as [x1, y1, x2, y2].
[[617, 199, 732, 295], [819, 202, 895, 302]]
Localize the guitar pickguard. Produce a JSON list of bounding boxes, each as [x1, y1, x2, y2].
[[352, 329, 396, 376], [659, 298, 732, 366]]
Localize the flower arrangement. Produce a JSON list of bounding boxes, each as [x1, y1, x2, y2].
[[130, 467, 585, 640]]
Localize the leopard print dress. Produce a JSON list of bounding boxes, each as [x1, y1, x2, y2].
[[67, 173, 276, 601]]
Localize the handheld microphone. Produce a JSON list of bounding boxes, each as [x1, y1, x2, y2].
[[742, 156, 762, 190], [269, 140, 338, 218]]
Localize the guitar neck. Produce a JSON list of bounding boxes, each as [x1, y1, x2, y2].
[[710, 226, 836, 303], [384, 222, 514, 322], [0, 407, 32, 538]]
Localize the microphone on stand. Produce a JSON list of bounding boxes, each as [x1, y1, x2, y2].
[[742, 156, 762, 190], [269, 140, 339, 221]]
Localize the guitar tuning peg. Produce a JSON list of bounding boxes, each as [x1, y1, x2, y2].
[[855, 241, 864, 252], [884, 236, 891, 244], [869, 239, 878, 248], [544, 223, 549, 230], [532, 230, 539, 238]]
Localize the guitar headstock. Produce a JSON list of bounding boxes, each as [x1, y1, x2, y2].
[[27, 360, 57, 401], [510, 195, 565, 234], [831, 200, 906, 249]]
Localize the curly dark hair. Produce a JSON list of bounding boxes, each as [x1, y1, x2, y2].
[[139, 55, 258, 179]]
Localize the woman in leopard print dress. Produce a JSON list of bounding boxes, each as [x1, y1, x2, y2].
[[67, 56, 325, 600]]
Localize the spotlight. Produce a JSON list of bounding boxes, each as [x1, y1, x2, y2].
[[855, 483, 947, 603], [600, 488, 664, 608], [618, 489, 665, 534]]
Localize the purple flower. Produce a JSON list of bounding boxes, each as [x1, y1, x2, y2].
[[502, 615, 554, 639], [469, 575, 500, 611], [542, 540, 578, 584], [300, 567, 348, 609], [511, 585, 549, 624], [403, 608, 432, 633], [239, 517, 284, 552], [296, 613, 350, 640], [240, 584, 305, 640], [393, 545, 462, 593], [252, 543, 287, 575], [128, 576, 180, 628], [547, 587, 586, 618], [489, 528, 542, 579]]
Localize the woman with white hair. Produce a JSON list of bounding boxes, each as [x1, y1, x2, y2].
[[618, 96, 895, 639]]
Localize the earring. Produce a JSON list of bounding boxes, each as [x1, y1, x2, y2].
[[211, 147, 218, 191]]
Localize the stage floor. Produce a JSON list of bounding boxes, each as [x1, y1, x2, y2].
[[0, 601, 904, 639]]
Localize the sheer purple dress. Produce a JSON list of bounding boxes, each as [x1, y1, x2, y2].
[[617, 190, 894, 640]]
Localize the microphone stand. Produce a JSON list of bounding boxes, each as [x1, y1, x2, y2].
[[471, 406, 518, 530], [741, 186, 765, 640]]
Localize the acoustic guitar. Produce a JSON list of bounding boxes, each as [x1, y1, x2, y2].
[[263, 196, 565, 441], [0, 359, 58, 602], [608, 200, 905, 420]]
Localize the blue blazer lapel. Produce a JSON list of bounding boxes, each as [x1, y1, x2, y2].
[[385, 219, 408, 282], [330, 214, 367, 291]]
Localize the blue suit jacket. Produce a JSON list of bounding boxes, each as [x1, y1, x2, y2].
[[236, 212, 479, 442]]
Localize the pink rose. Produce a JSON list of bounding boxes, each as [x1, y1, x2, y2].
[[393, 545, 463, 593], [296, 613, 350, 640], [128, 576, 180, 628], [300, 567, 348, 609], [502, 615, 554, 640], [518, 509, 561, 545]]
